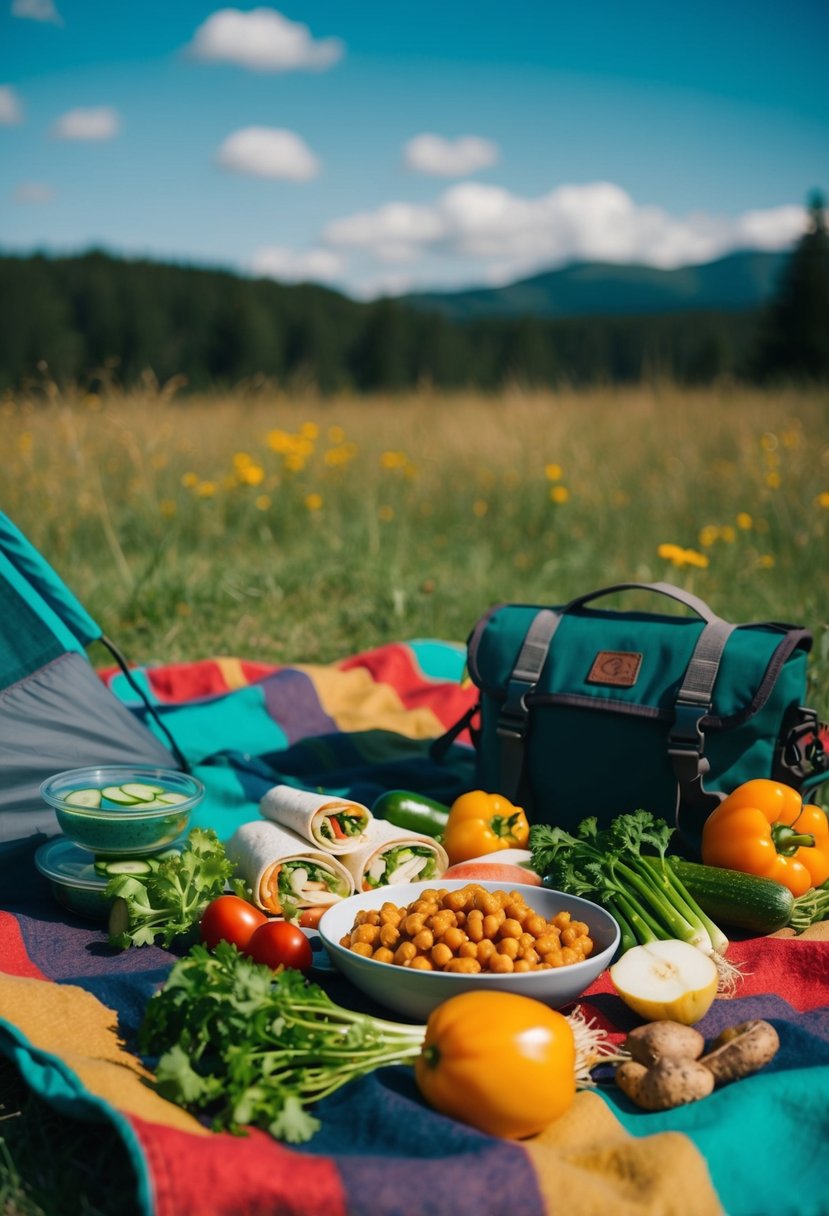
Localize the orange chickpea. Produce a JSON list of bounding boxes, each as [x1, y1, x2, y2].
[[458, 940, 479, 959], [353, 923, 380, 946], [413, 929, 434, 952], [444, 956, 481, 973], [404, 913, 425, 937], [524, 913, 548, 938], [482, 913, 502, 939], [513, 959, 532, 972], [476, 939, 497, 965], [379, 923, 400, 949], [409, 955, 433, 970], [371, 946, 395, 964], [393, 941, 417, 965], [442, 926, 468, 952], [465, 912, 484, 942], [475, 892, 501, 916], [499, 918, 523, 940], [520, 946, 540, 967], [534, 933, 560, 955], [431, 942, 453, 968], [487, 952, 514, 973], [349, 941, 374, 957], [497, 937, 520, 959], [553, 911, 571, 929]]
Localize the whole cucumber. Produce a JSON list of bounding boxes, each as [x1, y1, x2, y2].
[[668, 857, 794, 934], [371, 790, 450, 837]]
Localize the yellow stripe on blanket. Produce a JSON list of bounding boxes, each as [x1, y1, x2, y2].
[[523, 1091, 723, 1216], [299, 663, 445, 739], [0, 974, 208, 1135]]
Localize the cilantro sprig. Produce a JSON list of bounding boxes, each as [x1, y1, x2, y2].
[[139, 941, 425, 1143], [106, 828, 240, 949]]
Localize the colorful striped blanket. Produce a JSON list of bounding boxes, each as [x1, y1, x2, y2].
[[1, 642, 828, 1216]]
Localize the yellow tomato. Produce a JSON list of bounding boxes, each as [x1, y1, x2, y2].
[[414, 990, 575, 1139]]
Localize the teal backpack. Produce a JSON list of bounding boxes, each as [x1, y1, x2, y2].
[[445, 582, 827, 856]]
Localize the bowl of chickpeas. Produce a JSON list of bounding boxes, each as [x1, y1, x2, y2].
[[318, 880, 620, 1019]]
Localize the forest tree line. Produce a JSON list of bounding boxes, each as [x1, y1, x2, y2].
[[1, 196, 826, 394]]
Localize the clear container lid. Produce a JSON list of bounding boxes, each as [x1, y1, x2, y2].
[[35, 836, 108, 891]]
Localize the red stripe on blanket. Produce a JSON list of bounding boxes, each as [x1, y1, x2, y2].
[[129, 1115, 348, 1216], [0, 912, 49, 980], [339, 643, 477, 729]]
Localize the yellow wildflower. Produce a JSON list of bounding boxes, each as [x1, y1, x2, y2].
[[758, 555, 775, 568], [699, 525, 720, 548], [472, 499, 488, 517], [328, 425, 346, 444], [381, 451, 408, 470], [736, 512, 753, 530], [300, 421, 319, 440], [255, 495, 271, 511], [266, 429, 293, 454], [181, 472, 199, 488], [550, 485, 569, 504], [304, 492, 323, 512], [159, 499, 177, 518], [766, 471, 781, 489], [378, 505, 395, 522], [196, 481, 217, 497], [544, 463, 563, 481], [816, 491, 829, 509], [720, 525, 736, 544]]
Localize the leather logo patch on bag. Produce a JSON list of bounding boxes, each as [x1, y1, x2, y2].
[[587, 650, 643, 687]]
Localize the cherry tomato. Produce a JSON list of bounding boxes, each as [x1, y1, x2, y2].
[[200, 894, 267, 951], [245, 920, 314, 973]]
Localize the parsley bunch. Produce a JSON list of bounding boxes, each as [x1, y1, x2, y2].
[[107, 828, 239, 949], [139, 941, 425, 1143]]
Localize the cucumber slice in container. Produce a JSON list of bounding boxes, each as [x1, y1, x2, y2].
[[119, 783, 165, 802], [64, 787, 103, 809], [102, 786, 143, 805], [99, 859, 154, 876], [157, 792, 188, 806]]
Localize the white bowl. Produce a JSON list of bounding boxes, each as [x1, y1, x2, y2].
[[318, 879, 620, 1020]]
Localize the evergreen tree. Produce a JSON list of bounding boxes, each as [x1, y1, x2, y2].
[[752, 191, 829, 381]]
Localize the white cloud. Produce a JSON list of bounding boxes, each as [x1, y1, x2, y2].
[[323, 181, 809, 280], [13, 181, 55, 204], [188, 7, 343, 72], [51, 106, 120, 141], [12, 0, 62, 24], [251, 245, 343, 282], [216, 126, 319, 180], [0, 85, 23, 125], [324, 201, 447, 262], [404, 133, 499, 177]]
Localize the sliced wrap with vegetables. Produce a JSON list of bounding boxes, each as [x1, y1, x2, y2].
[[227, 820, 354, 915], [260, 784, 372, 855], [341, 817, 449, 892]]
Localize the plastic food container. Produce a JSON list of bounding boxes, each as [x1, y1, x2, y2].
[[34, 836, 113, 921], [40, 765, 204, 855]]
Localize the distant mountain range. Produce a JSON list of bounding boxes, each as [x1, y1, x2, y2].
[[401, 250, 788, 320]]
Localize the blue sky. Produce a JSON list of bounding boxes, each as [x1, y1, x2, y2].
[[2, 0, 828, 298]]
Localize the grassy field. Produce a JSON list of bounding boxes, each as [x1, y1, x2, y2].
[[4, 379, 829, 710], [2, 378, 829, 1214]]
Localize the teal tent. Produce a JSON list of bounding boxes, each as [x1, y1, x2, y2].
[[0, 512, 179, 844]]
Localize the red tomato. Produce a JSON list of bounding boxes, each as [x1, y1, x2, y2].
[[246, 920, 314, 973], [299, 905, 327, 929], [200, 895, 267, 951]]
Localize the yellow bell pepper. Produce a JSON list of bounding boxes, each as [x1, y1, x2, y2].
[[443, 790, 530, 866], [701, 778, 829, 897]]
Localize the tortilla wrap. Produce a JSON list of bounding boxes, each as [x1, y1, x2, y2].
[[227, 820, 354, 914], [341, 817, 449, 892], [259, 784, 372, 855]]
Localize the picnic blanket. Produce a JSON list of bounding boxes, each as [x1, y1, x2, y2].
[[2, 640, 829, 1216]]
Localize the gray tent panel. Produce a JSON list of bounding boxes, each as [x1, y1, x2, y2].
[[0, 651, 175, 843]]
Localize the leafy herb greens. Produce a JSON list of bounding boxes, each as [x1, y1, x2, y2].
[[529, 809, 729, 959], [139, 941, 425, 1142], [107, 827, 241, 948]]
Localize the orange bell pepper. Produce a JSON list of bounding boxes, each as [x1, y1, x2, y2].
[[701, 778, 829, 897], [443, 790, 529, 866]]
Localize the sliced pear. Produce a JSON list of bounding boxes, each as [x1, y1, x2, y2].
[[609, 939, 718, 1025]]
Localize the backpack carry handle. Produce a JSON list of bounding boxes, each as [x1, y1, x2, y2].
[[558, 581, 721, 624]]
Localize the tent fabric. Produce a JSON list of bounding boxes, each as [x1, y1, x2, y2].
[[1, 642, 828, 1216], [0, 513, 176, 842]]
